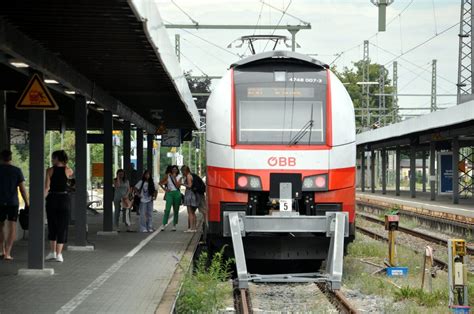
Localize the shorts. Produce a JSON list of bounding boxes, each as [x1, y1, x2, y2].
[[0, 205, 19, 222], [197, 194, 208, 215]]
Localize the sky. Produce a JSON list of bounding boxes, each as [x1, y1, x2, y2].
[[156, 0, 461, 117]]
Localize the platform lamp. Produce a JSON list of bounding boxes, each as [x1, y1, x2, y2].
[[371, 0, 394, 32]]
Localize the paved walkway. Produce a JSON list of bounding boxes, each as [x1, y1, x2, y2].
[[0, 202, 198, 314], [357, 190, 474, 224]]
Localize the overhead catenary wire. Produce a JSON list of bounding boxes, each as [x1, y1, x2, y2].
[[398, 61, 431, 92], [383, 22, 460, 66], [163, 19, 240, 58], [171, 0, 199, 25], [263, 0, 293, 51], [370, 42, 457, 86], [329, 0, 414, 65], [181, 52, 208, 76], [259, 0, 309, 26], [181, 36, 229, 65]]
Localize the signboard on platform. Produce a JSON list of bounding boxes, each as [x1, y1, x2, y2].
[[92, 163, 104, 177], [15, 74, 58, 110], [438, 152, 453, 195]]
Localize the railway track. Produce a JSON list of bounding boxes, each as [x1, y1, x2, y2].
[[234, 287, 252, 314], [357, 212, 474, 255], [234, 283, 358, 314], [316, 283, 359, 314], [355, 225, 448, 269]]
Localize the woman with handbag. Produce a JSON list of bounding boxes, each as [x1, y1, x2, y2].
[[134, 170, 157, 233], [159, 165, 182, 231]]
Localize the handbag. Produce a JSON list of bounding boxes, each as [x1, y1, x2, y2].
[[19, 205, 29, 230], [169, 176, 185, 205], [133, 181, 144, 209]]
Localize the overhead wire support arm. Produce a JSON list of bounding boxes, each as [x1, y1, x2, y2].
[[164, 24, 311, 30]]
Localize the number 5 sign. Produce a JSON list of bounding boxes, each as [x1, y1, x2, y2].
[[279, 199, 292, 212]]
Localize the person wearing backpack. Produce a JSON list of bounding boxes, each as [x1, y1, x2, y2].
[[181, 166, 199, 232]]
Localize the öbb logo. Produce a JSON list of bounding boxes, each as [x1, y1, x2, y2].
[[267, 156, 296, 167]]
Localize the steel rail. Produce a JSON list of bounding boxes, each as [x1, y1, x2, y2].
[[317, 283, 359, 314], [356, 213, 474, 255], [356, 225, 448, 269], [234, 287, 251, 314]]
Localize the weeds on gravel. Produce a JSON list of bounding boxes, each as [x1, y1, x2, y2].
[[347, 237, 386, 258], [394, 286, 447, 307], [176, 248, 233, 313]]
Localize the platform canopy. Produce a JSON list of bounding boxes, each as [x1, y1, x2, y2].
[[0, 0, 200, 133], [356, 100, 474, 149]]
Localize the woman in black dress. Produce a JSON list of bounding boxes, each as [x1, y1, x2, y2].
[[44, 150, 73, 262]]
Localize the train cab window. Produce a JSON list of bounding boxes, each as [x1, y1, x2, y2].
[[234, 66, 327, 145]]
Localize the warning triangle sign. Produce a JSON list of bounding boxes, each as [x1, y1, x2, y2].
[[15, 74, 59, 110]]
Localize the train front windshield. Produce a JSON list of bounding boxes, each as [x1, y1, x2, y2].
[[234, 64, 327, 145]]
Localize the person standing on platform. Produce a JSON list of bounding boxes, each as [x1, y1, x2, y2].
[[44, 150, 73, 263], [181, 166, 198, 232], [134, 170, 157, 232], [113, 169, 130, 231], [159, 165, 181, 231], [0, 150, 29, 261]]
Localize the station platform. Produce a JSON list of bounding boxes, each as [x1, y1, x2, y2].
[[0, 203, 198, 314], [356, 191, 474, 225]]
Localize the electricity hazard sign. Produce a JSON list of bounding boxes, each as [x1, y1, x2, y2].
[[15, 74, 59, 110]]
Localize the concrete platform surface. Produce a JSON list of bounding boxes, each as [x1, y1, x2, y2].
[[0, 203, 198, 314], [357, 190, 474, 224]]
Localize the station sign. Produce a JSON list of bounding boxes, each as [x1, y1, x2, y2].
[[15, 74, 58, 110], [438, 152, 453, 195]]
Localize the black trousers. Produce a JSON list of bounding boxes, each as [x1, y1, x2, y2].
[[46, 194, 70, 244]]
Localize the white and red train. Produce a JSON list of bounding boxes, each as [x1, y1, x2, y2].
[[205, 51, 356, 263]]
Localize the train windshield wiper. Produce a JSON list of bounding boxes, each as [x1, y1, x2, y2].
[[288, 103, 314, 146]]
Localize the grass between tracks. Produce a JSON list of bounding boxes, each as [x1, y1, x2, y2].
[[176, 248, 234, 313], [344, 235, 473, 313]]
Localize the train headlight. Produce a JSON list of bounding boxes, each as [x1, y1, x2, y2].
[[235, 173, 262, 191], [302, 174, 328, 191]]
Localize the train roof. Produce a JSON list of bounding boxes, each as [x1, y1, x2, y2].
[[230, 50, 329, 69]]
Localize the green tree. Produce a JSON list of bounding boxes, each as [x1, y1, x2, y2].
[[332, 60, 397, 129]]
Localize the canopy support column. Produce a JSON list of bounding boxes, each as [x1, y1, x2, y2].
[[101, 111, 115, 234], [395, 145, 401, 196], [137, 128, 144, 176], [70, 95, 91, 249], [147, 133, 153, 175], [410, 145, 416, 198], [123, 121, 131, 180], [381, 149, 387, 194], [430, 142, 436, 201], [19, 110, 53, 275], [360, 149, 366, 192], [0, 91, 7, 151], [370, 150, 375, 193], [452, 138, 459, 204], [422, 150, 427, 192]]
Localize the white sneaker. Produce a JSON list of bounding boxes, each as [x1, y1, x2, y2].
[[171, 226, 177, 231], [160, 226, 165, 231], [56, 254, 64, 262], [46, 252, 56, 260]]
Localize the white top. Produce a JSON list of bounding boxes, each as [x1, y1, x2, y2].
[[167, 175, 181, 191], [135, 180, 152, 203]]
